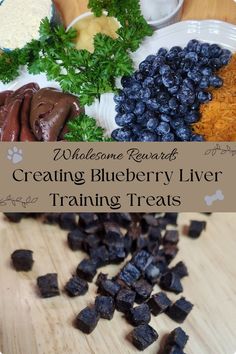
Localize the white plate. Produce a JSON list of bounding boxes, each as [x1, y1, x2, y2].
[[1, 20, 236, 136]]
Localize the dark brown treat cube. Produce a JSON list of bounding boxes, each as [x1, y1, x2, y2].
[[165, 327, 189, 349], [76, 259, 97, 282], [163, 230, 179, 245], [148, 225, 162, 242], [108, 243, 126, 264], [116, 289, 136, 312], [131, 250, 151, 271], [163, 213, 178, 225], [144, 263, 161, 284], [76, 306, 100, 334], [59, 213, 77, 230], [11, 249, 34, 271], [95, 296, 115, 320], [98, 279, 121, 297], [160, 272, 183, 294], [170, 262, 188, 279], [127, 303, 151, 326], [118, 263, 141, 286], [187, 220, 206, 238], [65, 276, 88, 297], [130, 324, 159, 350], [132, 279, 153, 303], [37, 273, 60, 298], [83, 234, 101, 252], [67, 228, 86, 251], [84, 220, 103, 234], [95, 272, 108, 287], [163, 345, 186, 354], [4, 213, 26, 223], [90, 245, 109, 267], [163, 245, 179, 264], [79, 213, 97, 227], [167, 297, 193, 323], [113, 213, 133, 228], [147, 292, 172, 316]]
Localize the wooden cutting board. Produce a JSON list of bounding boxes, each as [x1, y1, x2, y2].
[[0, 213, 235, 354]]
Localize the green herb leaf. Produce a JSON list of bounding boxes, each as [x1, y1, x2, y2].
[[65, 114, 113, 142]]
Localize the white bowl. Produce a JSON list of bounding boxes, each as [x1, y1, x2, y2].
[[146, 0, 185, 29]]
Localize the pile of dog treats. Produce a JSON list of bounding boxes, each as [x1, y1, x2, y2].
[[6, 212, 207, 353]]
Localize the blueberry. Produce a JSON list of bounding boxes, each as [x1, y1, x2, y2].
[[200, 43, 211, 58], [191, 134, 204, 141], [131, 124, 142, 136], [187, 69, 202, 83], [153, 55, 166, 66], [191, 101, 200, 110], [137, 111, 155, 125], [159, 104, 171, 114], [114, 92, 125, 104], [139, 61, 151, 73], [162, 73, 175, 88], [157, 92, 170, 103], [157, 48, 168, 56], [134, 102, 146, 116], [182, 78, 195, 91], [209, 58, 222, 70], [115, 114, 126, 126], [121, 76, 135, 88], [197, 91, 212, 103], [143, 77, 155, 88], [131, 82, 142, 93], [185, 52, 199, 63], [170, 118, 185, 129], [209, 75, 223, 88], [160, 114, 171, 122], [181, 59, 194, 73], [112, 128, 133, 141], [169, 97, 179, 110], [134, 72, 144, 81], [219, 54, 232, 66], [166, 51, 178, 62], [168, 85, 179, 94], [162, 133, 175, 141], [139, 130, 158, 142], [187, 39, 200, 52], [115, 113, 136, 126], [156, 122, 171, 135], [200, 67, 213, 76], [199, 57, 210, 66], [139, 88, 152, 100], [146, 99, 160, 111], [170, 46, 182, 53], [147, 118, 159, 131], [178, 91, 195, 105], [199, 77, 210, 89], [184, 110, 200, 123], [159, 64, 171, 75], [222, 49, 232, 57], [176, 126, 192, 141], [209, 44, 222, 58], [154, 75, 163, 86], [123, 100, 136, 113], [178, 105, 188, 115], [178, 48, 188, 59], [145, 55, 156, 63]]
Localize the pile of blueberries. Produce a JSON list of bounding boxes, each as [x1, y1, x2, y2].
[[111, 39, 232, 142]]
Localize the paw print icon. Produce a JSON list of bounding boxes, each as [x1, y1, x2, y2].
[[7, 147, 23, 164]]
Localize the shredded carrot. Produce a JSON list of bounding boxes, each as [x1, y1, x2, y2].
[[193, 53, 236, 141]]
